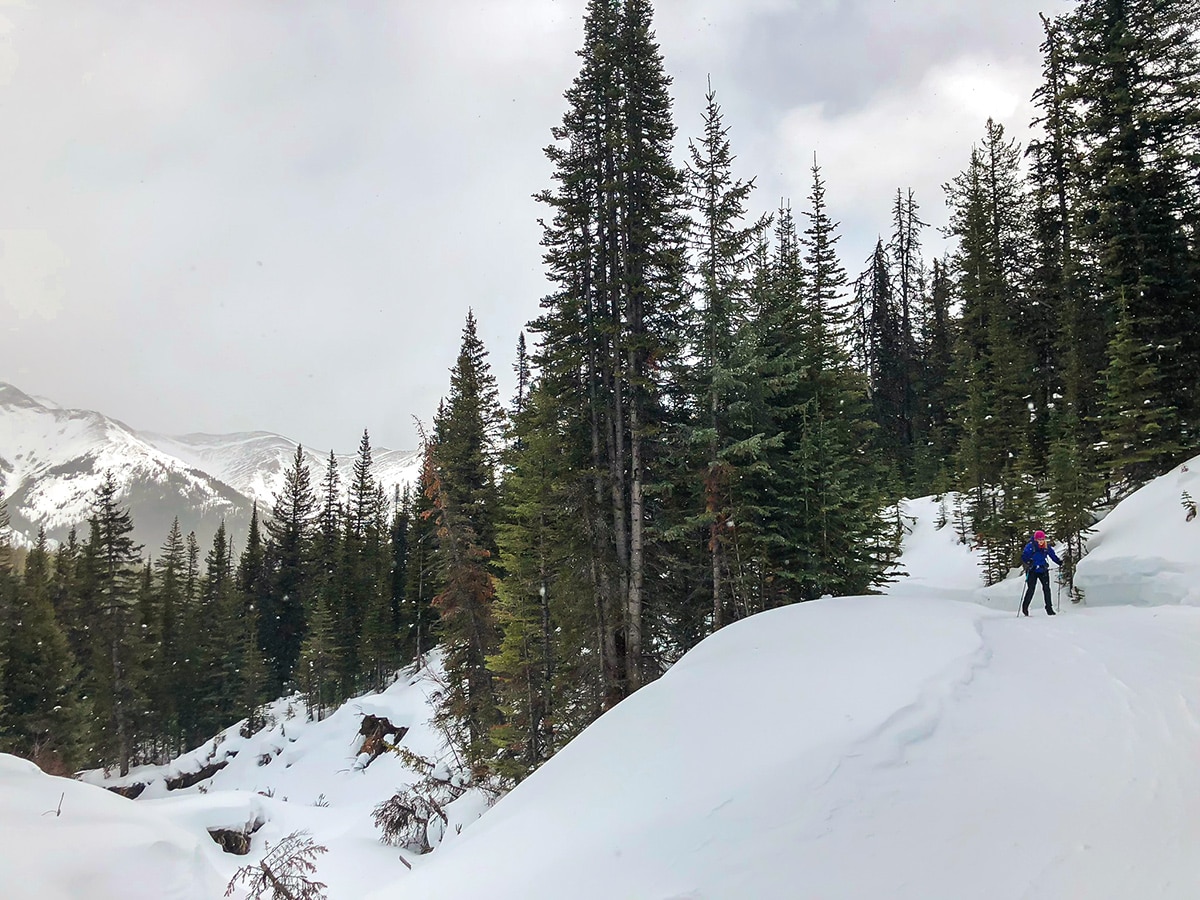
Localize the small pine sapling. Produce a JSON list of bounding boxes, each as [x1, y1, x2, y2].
[[371, 749, 464, 854], [1182, 491, 1197, 522], [225, 830, 328, 899]]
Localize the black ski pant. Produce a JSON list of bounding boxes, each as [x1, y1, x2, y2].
[[1023, 570, 1052, 613]]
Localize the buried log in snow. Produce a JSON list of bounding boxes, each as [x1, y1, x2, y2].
[[208, 816, 265, 855], [355, 715, 408, 770], [105, 753, 234, 800]]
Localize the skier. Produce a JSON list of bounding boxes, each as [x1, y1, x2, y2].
[[1021, 530, 1063, 616]]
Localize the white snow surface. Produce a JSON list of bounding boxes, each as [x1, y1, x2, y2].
[[3, 453, 1200, 898], [0, 754, 228, 900]]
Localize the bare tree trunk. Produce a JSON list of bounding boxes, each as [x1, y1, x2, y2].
[[112, 635, 129, 777], [539, 551, 553, 760], [627, 396, 644, 692], [588, 296, 621, 709], [711, 385, 725, 629]]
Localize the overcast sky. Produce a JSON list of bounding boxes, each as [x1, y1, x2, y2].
[[0, 0, 1072, 454]]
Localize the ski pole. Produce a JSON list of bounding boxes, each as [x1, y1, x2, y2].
[[1016, 573, 1025, 617]]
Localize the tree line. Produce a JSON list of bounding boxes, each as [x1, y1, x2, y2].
[[1, 0, 1197, 783]]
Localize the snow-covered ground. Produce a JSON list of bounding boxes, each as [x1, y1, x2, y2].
[[3, 455, 1199, 899]]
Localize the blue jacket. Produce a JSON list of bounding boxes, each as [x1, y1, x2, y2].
[[1022, 539, 1062, 574]]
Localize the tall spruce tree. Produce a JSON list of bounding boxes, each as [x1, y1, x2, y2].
[[344, 430, 391, 690], [945, 120, 1038, 581], [1029, 13, 1104, 561], [799, 163, 894, 598], [153, 519, 187, 754], [531, 0, 688, 703], [388, 486, 412, 664], [191, 522, 242, 739], [311, 453, 347, 697], [885, 188, 927, 481], [491, 378, 567, 780], [682, 81, 769, 631], [263, 445, 316, 694], [79, 472, 144, 775], [404, 437, 441, 665], [854, 237, 904, 481], [915, 257, 960, 491], [1066, 0, 1200, 471], [2, 528, 84, 772], [235, 504, 270, 720], [428, 311, 505, 765]]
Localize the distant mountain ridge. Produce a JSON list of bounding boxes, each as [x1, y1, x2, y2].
[[0, 381, 422, 554]]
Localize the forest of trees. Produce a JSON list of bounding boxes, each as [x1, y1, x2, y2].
[[1, 0, 1197, 785]]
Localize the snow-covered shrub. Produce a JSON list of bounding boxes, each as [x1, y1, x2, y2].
[[224, 830, 327, 899]]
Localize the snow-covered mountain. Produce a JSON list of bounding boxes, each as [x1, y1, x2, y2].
[[140, 430, 423, 516], [0, 381, 422, 553]]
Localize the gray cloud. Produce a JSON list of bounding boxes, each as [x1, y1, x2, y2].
[[1, 0, 1069, 454]]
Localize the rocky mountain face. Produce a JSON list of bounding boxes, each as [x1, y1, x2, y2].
[[0, 382, 422, 554]]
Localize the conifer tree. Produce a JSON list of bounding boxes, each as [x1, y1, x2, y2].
[[798, 163, 893, 598], [1025, 12, 1115, 532], [914, 257, 960, 490], [344, 430, 390, 689], [532, 0, 688, 702], [2, 528, 84, 772], [297, 590, 338, 720], [189, 522, 240, 741], [403, 447, 440, 665], [1066, 0, 1200, 462], [428, 312, 505, 765], [79, 472, 144, 775], [50, 527, 83, 659], [173, 530, 204, 746], [492, 325, 615, 775], [1100, 290, 1181, 487], [682, 81, 769, 631], [237, 605, 269, 733], [885, 188, 927, 480], [727, 205, 807, 610], [152, 519, 186, 754], [854, 237, 904, 480], [263, 445, 316, 694], [312, 454, 347, 697], [235, 503, 271, 717], [133, 559, 159, 757], [945, 120, 1036, 581], [388, 487, 412, 663]]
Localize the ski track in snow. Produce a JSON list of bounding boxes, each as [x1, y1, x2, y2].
[[788, 608, 1200, 900]]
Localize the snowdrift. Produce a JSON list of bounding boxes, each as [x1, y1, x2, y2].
[[1074, 456, 1200, 606], [0, 754, 228, 900], [378, 594, 1200, 900]]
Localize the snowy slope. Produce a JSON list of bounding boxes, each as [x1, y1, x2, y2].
[[6, 454, 1200, 899], [1070, 457, 1200, 606], [71, 658, 482, 898]]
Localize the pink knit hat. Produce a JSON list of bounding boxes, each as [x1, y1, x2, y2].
[[1034, 530, 1047, 541]]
